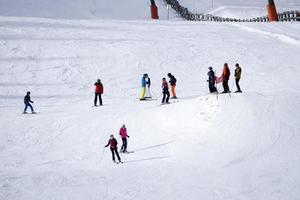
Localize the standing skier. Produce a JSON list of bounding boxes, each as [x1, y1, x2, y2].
[[140, 74, 147, 100], [105, 134, 122, 163], [221, 63, 231, 93], [207, 67, 217, 93], [94, 79, 103, 106], [23, 91, 35, 114], [161, 78, 170, 104], [119, 124, 130, 153], [234, 63, 242, 93], [167, 73, 177, 99]]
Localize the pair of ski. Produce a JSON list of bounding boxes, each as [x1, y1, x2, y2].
[[120, 151, 134, 154], [23, 112, 38, 114], [139, 97, 156, 101]]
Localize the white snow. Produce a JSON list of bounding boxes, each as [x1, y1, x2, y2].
[[0, 1, 300, 200]]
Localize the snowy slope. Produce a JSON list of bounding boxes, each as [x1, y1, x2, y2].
[[1, 0, 300, 199], [0, 15, 300, 200]]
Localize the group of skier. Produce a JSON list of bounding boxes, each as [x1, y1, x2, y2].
[[207, 63, 242, 94], [22, 64, 242, 113], [22, 64, 242, 163], [104, 124, 130, 163], [139, 73, 177, 104]]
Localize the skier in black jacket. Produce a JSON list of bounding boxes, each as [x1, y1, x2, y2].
[[23, 91, 35, 114], [105, 134, 121, 163], [207, 67, 217, 93]]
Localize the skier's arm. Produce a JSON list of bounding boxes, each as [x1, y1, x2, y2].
[[105, 140, 110, 147]]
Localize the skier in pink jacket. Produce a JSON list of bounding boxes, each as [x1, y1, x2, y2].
[[119, 124, 130, 153]]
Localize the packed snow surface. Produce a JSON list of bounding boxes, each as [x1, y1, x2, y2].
[[0, 16, 300, 199], [0, 0, 300, 200]]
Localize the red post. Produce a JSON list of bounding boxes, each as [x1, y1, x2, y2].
[[150, 0, 159, 19], [267, 0, 278, 21]]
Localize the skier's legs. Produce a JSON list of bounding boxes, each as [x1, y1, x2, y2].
[[171, 85, 176, 97], [209, 82, 214, 92], [28, 103, 34, 112], [99, 94, 103, 105], [166, 91, 170, 103], [162, 92, 166, 103], [222, 81, 226, 92], [94, 93, 98, 106], [212, 82, 217, 92], [123, 138, 127, 151], [114, 149, 121, 162], [121, 138, 125, 152], [140, 87, 146, 99], [223, 80, 229, 92], [110, 148, 115, 161], [235, 78, 241, 91], [24, 103, 28, 112], [121, 138, 124, 151], [24, 103, 33, 112]]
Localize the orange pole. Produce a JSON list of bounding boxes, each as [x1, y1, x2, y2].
[[267, 0, 278, 22], [150, 0, 159, 19]]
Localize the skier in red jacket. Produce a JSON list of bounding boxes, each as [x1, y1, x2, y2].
[[105, 134, 121, 163], [221, 63, 231, 93], [94, 79, 103, 106]]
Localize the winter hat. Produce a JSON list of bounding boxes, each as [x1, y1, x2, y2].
[[27, 91, 30, 95], [110, 134, 114, 138], [235, 63, 239, 67], [97, 79, 101, 82], [167, 73, 171, 77], [208, 66, 213, 70]]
